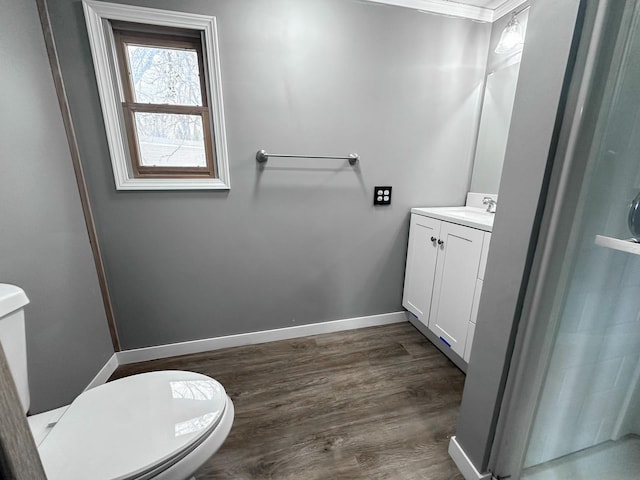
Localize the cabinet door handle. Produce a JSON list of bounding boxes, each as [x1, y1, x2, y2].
[[437, 239, 444, 246], [430, 236, 437, 242]]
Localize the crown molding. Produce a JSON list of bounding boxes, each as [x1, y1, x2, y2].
[[363, 0, 528, 22], [493, 0, 529, 20], [364, 0, 491, 21]]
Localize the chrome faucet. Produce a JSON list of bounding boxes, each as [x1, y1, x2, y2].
[[483, 197, 497, 213]]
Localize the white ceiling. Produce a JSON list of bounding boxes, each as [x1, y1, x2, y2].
[[364, 0, 528, 22]]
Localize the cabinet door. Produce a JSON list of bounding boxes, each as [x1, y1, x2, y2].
[[428, 222, 484, 357], [402, 214, 441, 325]]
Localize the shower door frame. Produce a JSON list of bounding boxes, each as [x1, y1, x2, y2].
[[487, 0, 640, 477]]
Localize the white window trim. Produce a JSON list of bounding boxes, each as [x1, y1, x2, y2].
[[82, 0, 230, 190]]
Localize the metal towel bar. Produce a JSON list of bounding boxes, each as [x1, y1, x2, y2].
[[256, 149, 359, 166]]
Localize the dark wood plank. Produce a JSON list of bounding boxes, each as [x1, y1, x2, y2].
[[111, 322, 465, 479], [36, 0, 120, 351], [0, 344, 47, 480]]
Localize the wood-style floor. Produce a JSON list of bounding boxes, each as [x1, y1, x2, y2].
[[110, 322, 465, 479]]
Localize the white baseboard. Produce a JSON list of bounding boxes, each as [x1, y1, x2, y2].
[[449, 436, 493, 480], [86, 312, 409, 389], [84, 353, 119, 391], [117, 311, 409, 365]]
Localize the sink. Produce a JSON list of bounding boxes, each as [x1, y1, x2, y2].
[[438, 207, 494, 222], [410, 206, 494, 232]]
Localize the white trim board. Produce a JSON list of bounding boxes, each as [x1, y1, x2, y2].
[[449, 436, 493, 480], [117, 311, 409, 365], [364, 0, 527, 22]]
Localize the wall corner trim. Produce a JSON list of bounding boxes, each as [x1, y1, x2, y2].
[[36, 0, 121, 351], [449, 436, 493, 480], [116, 311, 409, 366]]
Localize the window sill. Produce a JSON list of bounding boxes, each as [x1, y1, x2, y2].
[[113, 176, 230, 191]]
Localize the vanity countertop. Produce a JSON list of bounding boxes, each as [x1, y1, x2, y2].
[[411, 206, 494, 232]]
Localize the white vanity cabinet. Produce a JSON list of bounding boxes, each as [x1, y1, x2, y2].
[[403, 208, 492, 362]]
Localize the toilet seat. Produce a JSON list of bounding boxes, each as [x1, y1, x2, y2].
[[35, 370, 231, 480]]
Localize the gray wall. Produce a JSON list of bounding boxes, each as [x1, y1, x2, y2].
[[46, 0, 491, 349], [454, 0, 583, 471], [0, 0, 114, 413]]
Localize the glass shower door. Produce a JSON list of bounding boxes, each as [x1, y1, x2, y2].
[[519, 1, 640, 478]]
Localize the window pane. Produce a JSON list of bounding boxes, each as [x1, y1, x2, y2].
[[126, 44, 203, 106], [134, 112, 207, 168]]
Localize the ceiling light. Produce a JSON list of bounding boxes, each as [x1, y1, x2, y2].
[[495, 12, 524, 54]]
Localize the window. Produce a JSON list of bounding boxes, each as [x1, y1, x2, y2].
[[114, 26, 215, 178], [83, 1, 230, 190]]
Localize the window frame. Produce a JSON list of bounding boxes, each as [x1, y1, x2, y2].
[[82, 0, 230, 190]]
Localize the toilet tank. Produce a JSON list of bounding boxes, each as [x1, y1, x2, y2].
[[0, 284, 30, 413]]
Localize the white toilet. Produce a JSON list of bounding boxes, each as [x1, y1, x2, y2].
[[0, 284, 234, 480]]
